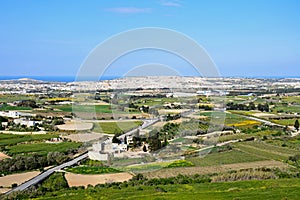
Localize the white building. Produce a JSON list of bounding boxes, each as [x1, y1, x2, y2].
[[88, 138, 128, 161]]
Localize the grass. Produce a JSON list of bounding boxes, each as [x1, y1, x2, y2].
[[53, 104, 141, 114], [117, 161, 175, 173], [6, 141, 81, 156], [0, 105, 32, 111], [186, 149, 267, 167], [272, 105, 300, 114], [271, 118, 299, 126], [234, 141, 299, 161], [0, 133, 59, 147], [199, 111, 259, 127], [52, 104, 113, 113], [165, 160, 195, 168], [31, 178, 300, 200], [66, 166, 121, 174], [92, 121, 143, 134]]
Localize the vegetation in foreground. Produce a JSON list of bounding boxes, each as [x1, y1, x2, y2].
[[3, 172, 300, 200]]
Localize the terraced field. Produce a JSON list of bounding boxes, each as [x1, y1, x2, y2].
[[234, 141, 299, 161]]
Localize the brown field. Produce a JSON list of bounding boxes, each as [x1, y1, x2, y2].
[[65, 172, 133, 187], [57, 121, 93, 131], [63, 133, 104, 142], [0, 171, 40, 188], [144, 160, 288, 179], [0, 152, 10, 160], [158, 109, 189, 115], [0, 188, 10, 194], [252, 113, 278, 118]]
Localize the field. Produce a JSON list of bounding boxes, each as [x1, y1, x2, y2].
[[31, 178, 300, 200], [0, 133, 59, 147], [66, 166, 121, 174], [0, 171, 39, 188], [65, 172, 133, 188], [56, 121, 93, 131], [234, 141, 299, 161], [92, 121, 143, 134], [199, 111, 260, 127], [186, 149, 266, 167], [143, 160, 287, 179], [54, 104, 113, 113], [6, 142, 81, 156], [0, 105, 32, 111], [271, 118, 299, 126]]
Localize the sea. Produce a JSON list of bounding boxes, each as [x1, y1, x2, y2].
[[0, 75, 299, 83], [0, 76, 121, 82]]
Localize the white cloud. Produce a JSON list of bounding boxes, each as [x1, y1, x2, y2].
[[106, 7, 151, 14], [159, 0, 182, 7]]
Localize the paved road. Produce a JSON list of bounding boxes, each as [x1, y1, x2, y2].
[[5, 153, 88, 195], [118, 118, 160, 139]]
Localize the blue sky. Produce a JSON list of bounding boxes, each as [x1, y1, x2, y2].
[[0, 0, 299, 77]]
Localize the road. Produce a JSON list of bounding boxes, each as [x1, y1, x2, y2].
[[118, 118, 160, 139], [5, 153, 88, 195], [5, 118, 160, 195]]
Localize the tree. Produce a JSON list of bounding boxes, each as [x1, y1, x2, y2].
[[112, 136, 121, 144], [124, 136, 127, 144], [294, 119, 299, 131], [142, 145, 147, 152]]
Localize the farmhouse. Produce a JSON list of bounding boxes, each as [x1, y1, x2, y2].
[[88, 138, 128, 161]]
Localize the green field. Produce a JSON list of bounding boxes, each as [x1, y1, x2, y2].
[[117, 161, 172, 173], [186, 149, 266, 167], [6, 141, 81, 156], [92, 121, 143, 134], [271, 118, 299, 126], [0, 133, 59, 147], [66, 166, 121, 174], [53, 104, 113, 113], [234, 141, 298, 161], [199, 111, 259, 127], [0, 105, 32, 111], [30, 178, 300, 200]]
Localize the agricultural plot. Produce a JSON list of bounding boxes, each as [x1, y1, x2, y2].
[[65, 172, 133, 188], [144, 160, 287, 179], [0, 171, 39, 188], [0, 105, 32, 111], [234, 141, 298, 161], [186, 149, 266, 167], [66, 166, 121, 174], [199, 111, 260, 127], [271, 118, 300, 126], [0, 133, 59, 148], [117, 161, 172, 173], [52, 104, 117, 113], [6, 141, 81, 156], [92, 121, 142, 134]]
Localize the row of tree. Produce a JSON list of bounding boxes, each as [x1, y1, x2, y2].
[[0, 152, 71, 175], [226, 102, 269, 112]]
